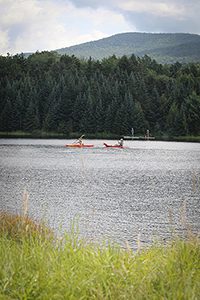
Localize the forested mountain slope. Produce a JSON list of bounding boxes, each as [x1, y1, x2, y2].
[[1, 51, 200, 137], [56, 32, 200, 64]]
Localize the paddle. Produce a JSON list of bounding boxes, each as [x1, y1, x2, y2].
[[72, 134, 85, 144]]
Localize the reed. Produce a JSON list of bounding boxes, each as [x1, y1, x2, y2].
[[0, 211, 53, 242], [0, 211, 199, 300]]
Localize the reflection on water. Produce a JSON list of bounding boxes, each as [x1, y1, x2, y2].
[[0, 139, 200, 248]]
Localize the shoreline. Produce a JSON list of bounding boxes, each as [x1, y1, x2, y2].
[[0, 131, 200, 143]]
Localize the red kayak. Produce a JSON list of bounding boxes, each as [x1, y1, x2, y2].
[[103, 143, 124, 149], [65, 144, 94, 148]]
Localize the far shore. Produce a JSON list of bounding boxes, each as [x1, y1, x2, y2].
[[0, 131, 200, 143]]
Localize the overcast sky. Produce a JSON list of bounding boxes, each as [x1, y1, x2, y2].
[[0, 0, 200, 55]]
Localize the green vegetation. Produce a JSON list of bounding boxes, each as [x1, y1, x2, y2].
[[0, 212, 200, 299], [167, 136, 200, 143], [56, 32, 200, 63], [1, 51, 200, 139], [0, 130, 119, 140], [0, 130, 68, 139]]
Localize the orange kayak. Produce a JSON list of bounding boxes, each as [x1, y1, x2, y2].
[[65, 144, 94, 148]]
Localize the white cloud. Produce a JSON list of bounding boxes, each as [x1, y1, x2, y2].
[[117, 0, 186, 18], [0, 0, 42, 27], [0, 0, 133, 55], [0, 0, 70, 53], [0, 29, 9, 53], [0, 0, 199, 55]]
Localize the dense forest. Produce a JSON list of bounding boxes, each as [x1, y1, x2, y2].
[[0, 51, 200, 137]]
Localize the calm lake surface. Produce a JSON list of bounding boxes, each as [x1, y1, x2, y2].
[[0, 139, 200, 248]]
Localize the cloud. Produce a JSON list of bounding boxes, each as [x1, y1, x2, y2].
[[0, 0, 132, 55], [120, 0, 200, 34], [0, 29, 9, 54], [68, 0, 101, 8], [71, 0, 200, 33], [116, 0, 185, 18], [0, 0, 69, 54], [0, 0, 199, 55]]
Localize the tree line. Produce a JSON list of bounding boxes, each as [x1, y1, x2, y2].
[[0, 51, 200, 137]]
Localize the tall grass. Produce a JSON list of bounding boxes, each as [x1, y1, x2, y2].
[[0, 212, 199, 299]]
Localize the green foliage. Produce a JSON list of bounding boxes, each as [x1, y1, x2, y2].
[[0, 52, 200, 137]]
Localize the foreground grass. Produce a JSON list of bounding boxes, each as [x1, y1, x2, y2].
[[0, 213, 199, 299]]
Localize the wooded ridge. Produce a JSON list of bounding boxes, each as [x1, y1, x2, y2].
[[0, 51, 200, 137], [56, 32, 200, 64]]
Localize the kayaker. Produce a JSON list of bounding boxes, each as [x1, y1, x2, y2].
[[77, 137, 83, 145], [74, 134, 84, 145], [118, 138, 124, 147]]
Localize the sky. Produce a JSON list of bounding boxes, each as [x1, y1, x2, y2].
[[0, 0, 200, 55]]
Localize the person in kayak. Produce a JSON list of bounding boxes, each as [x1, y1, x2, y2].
[[118, 138, 124, 147], [74, 134, 84, 145], [77, 137, 83, 145]]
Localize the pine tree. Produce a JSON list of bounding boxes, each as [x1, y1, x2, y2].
[[24, 99, 40, 132]]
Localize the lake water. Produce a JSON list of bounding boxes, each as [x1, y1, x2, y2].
[[0, 139, 200, 248]]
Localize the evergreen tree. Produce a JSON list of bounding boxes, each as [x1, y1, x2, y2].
[[185, 92, 200, 134], [0, 99, 15, 131], [0, 52, 200, 137], [24, 99, 40, 132]]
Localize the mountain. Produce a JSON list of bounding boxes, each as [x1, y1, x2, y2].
[[55, 32, 200, 64]]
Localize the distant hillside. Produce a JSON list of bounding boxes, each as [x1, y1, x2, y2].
[[56, 32, 200, 63]]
